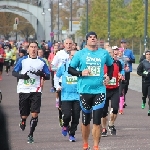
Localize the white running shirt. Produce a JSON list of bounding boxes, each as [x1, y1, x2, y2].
[[13, 55, 50, 93]]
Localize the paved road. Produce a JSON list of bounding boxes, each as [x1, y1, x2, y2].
[[0, 71, 150, 150]]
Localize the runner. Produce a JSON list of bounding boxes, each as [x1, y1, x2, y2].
[[52, 38, 73, 127], [54, 50, 80, 142], [137, 50, 150, 115], [48, 45, 59, 93], [120, 39, 135, 107], [12, 41, 50, 143], [37, 49, 49, 91], [0, 44, 5, 80], [68, 31, 113, 150], [4, 46, 12, 75], [101, 47, 122, 137]]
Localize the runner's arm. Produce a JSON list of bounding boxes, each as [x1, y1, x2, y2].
[[137, 62, 145, 76], [68, 67, 82, 77], [54, 65, 63, 90], [42, 63, 50, 80], [51, 52, 59, 67], [68, 51, 82, 76], [128, 51, 135, 63], [107, 65, 113, 80]]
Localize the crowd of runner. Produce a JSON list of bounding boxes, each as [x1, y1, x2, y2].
[[2, 32, 149, 150]]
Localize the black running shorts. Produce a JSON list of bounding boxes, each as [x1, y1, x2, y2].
[[104, 87, 119, 112], [19, 92, 41, 116]]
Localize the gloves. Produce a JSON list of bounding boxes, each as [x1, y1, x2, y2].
[[19, 72, 30, 80], [34, 70, 45, 78]]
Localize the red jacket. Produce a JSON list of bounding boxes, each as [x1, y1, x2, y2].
[[104, 61, 120, 89], [0, 48, 5, 63]]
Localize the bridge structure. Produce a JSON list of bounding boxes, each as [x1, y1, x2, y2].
[[0, 0, 52, 42]]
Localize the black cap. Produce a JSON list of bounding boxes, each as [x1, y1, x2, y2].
[[86, 31, 97, 40]]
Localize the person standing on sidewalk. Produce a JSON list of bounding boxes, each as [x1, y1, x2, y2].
[[51, 38, 73, 127], [68, 31, 113, 150], [137, 50, 150, 115], [120, 39, 135, 107], [12, 41, 50, 143], [54, 50, 80, 142]]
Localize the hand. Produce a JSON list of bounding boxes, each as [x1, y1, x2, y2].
[[103, 75, 110, 86], [126, 58, 130, 61], [21, 72, 30, 80], [34, 70, 45, 77], [57, 86, 62, 91], [82, 69, 90, 76]]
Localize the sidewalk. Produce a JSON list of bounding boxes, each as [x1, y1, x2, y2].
[[0, 74, 149, 150]]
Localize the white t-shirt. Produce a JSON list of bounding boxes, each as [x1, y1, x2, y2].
[[13, 55, 50, 93], [51, 49, 69, 82]]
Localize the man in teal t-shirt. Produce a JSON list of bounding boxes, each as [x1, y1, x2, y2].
[[68, 31, 113, 150]]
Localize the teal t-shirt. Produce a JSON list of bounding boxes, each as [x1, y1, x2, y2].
[[70, 48, 113, 94]]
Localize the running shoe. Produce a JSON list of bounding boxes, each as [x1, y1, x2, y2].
[[19, 120, 26, 131], [119, 110, 123, 114], [62, 126, 68, 136], [148, 110, 150, 116], [109, 125, 116, 135], [69, 135, 76, 142], [50, 87, 55, 92], [101, 128, 107, 137], [27, 135, 34, 143], [141, 103, 145, 109], [83, 144, 90, 150], [59, 118, 63, 127]]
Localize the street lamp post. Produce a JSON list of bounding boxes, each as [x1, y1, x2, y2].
[[108, 0, 110, 42], [51, 0, 54, 43], [58, 0, 60, 41], [144, 0, 148, 50], [70, 0, 72, 32], [41, 1, 51, 41], [86, 0, 88, 34]]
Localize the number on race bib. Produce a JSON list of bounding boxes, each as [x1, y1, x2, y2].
[[108, 77, 116, 85], [87, 66, 100, 76], [24, 78, 36, 86], [66, 76, 77, 84]]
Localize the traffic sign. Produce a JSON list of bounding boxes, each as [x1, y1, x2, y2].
[[13, 24, 17, 30]]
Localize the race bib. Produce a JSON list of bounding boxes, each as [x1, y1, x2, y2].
[[24, 78, 36, 86], [66, 76, 77, 84], [87, 66, 100, 76], [108, 77, 116, 85]]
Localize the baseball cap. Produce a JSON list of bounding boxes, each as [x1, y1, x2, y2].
[[121, 39, 126, 43], [112, 46, 119, 50], [86, 31, 97, 40]]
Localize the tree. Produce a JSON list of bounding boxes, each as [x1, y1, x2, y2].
[[88, 0, 108, 39], [0, 12, 35, 41], [0, 12, 16, 39]]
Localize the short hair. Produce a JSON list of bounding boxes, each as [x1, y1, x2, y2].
[[28, 41, 38, 47], [63, 38, 73, 44]]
